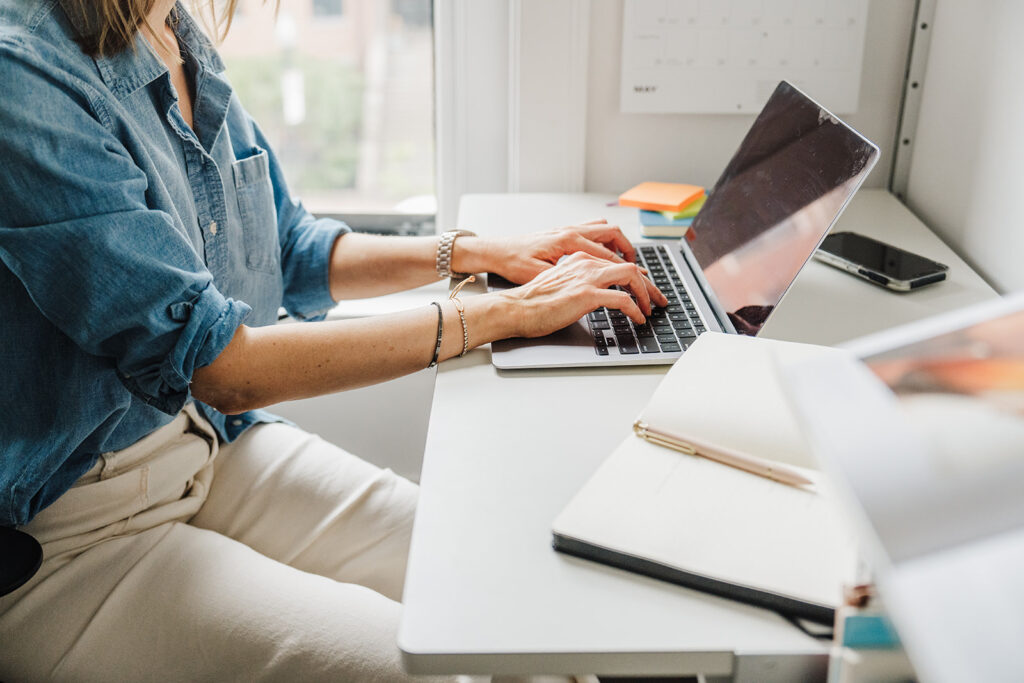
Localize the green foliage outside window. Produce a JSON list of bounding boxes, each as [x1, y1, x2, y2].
[[224, 56, 364, 192]]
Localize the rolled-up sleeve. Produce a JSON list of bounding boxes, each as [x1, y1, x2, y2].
[[0, 40, 250, 414], [126, 280, 251, 413], [253, 123, 349, 321]]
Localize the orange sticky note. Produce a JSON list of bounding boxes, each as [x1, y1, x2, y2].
[[618, 182, 705, 213]]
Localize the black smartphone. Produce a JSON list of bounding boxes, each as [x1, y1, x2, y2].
[[814, 231, 949, 291]]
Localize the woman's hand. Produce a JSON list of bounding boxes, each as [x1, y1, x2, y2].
[[493, 251, 669, 339], [454, 220, 638, 284]]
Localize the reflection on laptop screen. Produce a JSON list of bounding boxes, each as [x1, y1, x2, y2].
[[687, 81, 878, 335]]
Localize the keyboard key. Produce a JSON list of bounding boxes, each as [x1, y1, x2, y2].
[[667, 305, 684, 313], [633, 324, 655, 338], [595, 345, 609, 356], [618, 342, 640, 354], [639, 339, 660, 353], [587, 310, 607, 321], [654, 325, 673, 336], [590, 321, 610, 330], [669, 313, 688, 321], [660, 343, 681, 352], [671, 319, 691, 330]]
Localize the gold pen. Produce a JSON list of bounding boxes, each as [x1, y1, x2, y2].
[[632, 420, 814, 488]]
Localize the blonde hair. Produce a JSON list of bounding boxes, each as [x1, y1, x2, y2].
[[66, 0, 246, 57]]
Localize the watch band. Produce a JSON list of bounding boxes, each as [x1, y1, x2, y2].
[[435, 230, 476, 279]]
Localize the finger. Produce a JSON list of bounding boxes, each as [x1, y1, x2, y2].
[[624, 264, 668, 311], [569, 234, 626, 263], [642, 271, 669, 307], [593, 288, 645, 325], [626, 264, 654, 316], [597, 262, 652, 316], [579, 218, 609, 226], [578, 224, 635, 263]]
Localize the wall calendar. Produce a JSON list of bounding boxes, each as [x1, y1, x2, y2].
[[620, 0, 869, 114]]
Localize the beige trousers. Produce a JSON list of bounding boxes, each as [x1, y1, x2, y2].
[[0, 405, 450, 682]]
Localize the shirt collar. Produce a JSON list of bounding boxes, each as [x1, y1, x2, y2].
[[57, 0, 225, 99]]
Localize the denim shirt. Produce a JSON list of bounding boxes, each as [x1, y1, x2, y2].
[[0, 0, 349, 526]]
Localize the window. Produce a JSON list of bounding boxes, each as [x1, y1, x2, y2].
[[219, 0, 435, 229]]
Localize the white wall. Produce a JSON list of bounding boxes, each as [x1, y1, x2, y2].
[[904, 0, 1024, 294], [583, 0, 916, 193], [436, 0, 917, 224]]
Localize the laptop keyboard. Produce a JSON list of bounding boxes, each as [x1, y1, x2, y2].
[[587, 245, 707, 356]]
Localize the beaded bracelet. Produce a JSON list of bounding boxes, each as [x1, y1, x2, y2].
[[427, 301, 443, 368], [449, 275, 476, 357]]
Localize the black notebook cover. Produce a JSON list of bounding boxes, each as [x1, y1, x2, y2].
[[552, 532, 835, 625]]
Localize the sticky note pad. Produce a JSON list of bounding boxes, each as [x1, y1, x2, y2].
[[660, 194, 706, 220], [619, 182, 705, 212], [639, 210, 694, 228]]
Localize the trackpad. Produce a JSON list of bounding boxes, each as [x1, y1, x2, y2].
[[492, 318, 593, 352]]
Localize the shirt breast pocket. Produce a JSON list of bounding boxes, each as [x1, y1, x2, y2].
[[231, 147, 280, 274]]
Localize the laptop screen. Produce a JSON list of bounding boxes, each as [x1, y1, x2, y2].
[[686, 81, 879, 336]]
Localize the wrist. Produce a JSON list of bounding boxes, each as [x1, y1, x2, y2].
[[460, 291, 521, 347], [449, 235, 491, 276]]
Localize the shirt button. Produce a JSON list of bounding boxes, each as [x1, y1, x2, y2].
[[209, 220, 218, 235], [232, 419, 243, 427]]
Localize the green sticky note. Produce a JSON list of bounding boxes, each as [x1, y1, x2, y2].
[[660, 194, 707, 220]]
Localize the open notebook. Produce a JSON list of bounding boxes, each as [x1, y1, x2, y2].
[[552, 333, 860, 624]]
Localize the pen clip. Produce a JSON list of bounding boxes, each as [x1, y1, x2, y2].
[[633, 420, 697, 455]]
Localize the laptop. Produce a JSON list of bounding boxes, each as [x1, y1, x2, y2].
[[490, 81, 880, 370]]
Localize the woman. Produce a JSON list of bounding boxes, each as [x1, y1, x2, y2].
[[0, 0, 665, 679]]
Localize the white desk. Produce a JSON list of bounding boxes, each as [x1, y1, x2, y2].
[[398, 191, 997, 680]]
